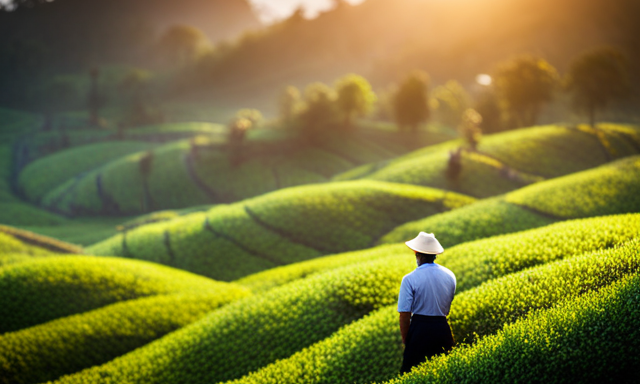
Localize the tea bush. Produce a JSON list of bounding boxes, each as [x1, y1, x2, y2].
[[0, 288, 249, 384], [88, 181, 473, 280], [389, 274, 640, 384], [0, 256, 229, 333], [227, 240, 640, 384], [18, 141, 157, 203], [506, 155, 640, 218], [53, 215, 640, 384]]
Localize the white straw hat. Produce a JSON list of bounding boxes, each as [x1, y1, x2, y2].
[[405, 232, 444, 254]]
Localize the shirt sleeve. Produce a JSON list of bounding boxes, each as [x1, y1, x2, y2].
[[397, 276, 413, 313]]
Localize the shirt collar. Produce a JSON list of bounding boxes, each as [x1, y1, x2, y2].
[[417, 263, 436, 269]]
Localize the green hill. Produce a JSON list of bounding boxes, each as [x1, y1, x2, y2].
[[49, 214, 639, 384], [228, 239, 640, 384], [0, 256, 236, 334], [0, 282, 248, 384], [88, 180, 474, 280], [389, 273, 640, 384], [336, 124, 640, 198], [381, 154, 640, 247], [31, 128, 429, 216]]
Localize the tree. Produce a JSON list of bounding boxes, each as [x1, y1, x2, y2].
[[393, 71, 430, 133], [88, 67, 105, 127], [227, 117, 252, 166], [565, 47, 631, 127], [278, 86, 301, 124], [236, 109, 263, 127], [334, 74, 376, 128], [432, 80, 471, 128], [118, 69, 164, 127], [157, 25, 210, 67], [493, 56, 559, 128], [459, 109, 482, 150], [39, 77, 79, 131], [299, 82, 338, 136], [475, 90, 503, 133], [139, 150, 155, 211]]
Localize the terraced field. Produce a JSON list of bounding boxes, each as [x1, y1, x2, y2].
[[89, 181, 474, 280], [47, 214, 640, 384], [336, 124, 640, 198], [0, 256, 250, 384], [381, 155, 640, 247]]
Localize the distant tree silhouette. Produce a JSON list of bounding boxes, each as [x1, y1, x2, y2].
[[227, 117, 252, 166], [236, 109, 263, 127], [118, 69, 163, 127], [393, 71, 430, 133], [139, 151, 155, 212], [565, 47, 631, 127], [157, 25, 210, 67], [493, 56, 558, 128], [475, 90, 503, 133], [459, 109, 483, 150], [432, 80, 470, 128], [446, 148, 463, 182], [334, 74, 376, 128], [278, 86, 301, 124], [299, 82, 338, 136]]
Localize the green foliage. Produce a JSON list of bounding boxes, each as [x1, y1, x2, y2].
[[157, 25, 211, 66], [0, 256, 226, 333], [506, 155, 640, 218], [394, 71, 430, 132], [349, 124, 640, 197], [88, 181, 473, 280], [0, 288, 249, 384], [0, 108, 42, 142], [492, 56, 559, 128], [49, 257, 418, 384], [0, 232, 52, 259], [278, 86, 301, 124], [431, 80, 471, 128], [389, 274, 640, 384], [227, 240, 640, 384], [335, 74, 377, 127], [565, 47, 631, 126], [299, 82, 339, 133], [19, 141, 157, 203], [379, 198, 556, 247], [441, 214, 640, 292], [0, 225, 82, 254]]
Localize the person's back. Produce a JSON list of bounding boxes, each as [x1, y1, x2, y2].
[[397, 232, 456, 373]]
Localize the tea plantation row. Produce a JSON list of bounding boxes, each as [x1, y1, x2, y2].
[[382, 155, 640, 246], [49, 214, 639, 384], [88, 181, 474, 280], [227, 239, 640, 384], [337, 124, 640, 198], [388, 273, 640, 384]]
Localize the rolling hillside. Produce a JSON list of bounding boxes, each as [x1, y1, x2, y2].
[[88, 181, 474, 280], [47, 214, 640, 384], [336, 124, 640, 198], [381, 154, 640, 247]]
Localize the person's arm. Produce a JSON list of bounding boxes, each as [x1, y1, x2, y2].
[[399, 312, 411, 344]]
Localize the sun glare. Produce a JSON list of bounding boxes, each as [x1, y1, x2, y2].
[[476, 74, 492, 86]]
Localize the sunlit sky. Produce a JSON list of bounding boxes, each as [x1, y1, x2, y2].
[[249, 0, 365, 23]]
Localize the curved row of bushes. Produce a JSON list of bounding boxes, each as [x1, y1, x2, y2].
[[88, 181, 474, 280], [0, 289, 249, 384], [0, 256, 231, 333], [389, 273, 640, 384], [381, 155, 640, 246], [227, 239, 640, 384], [50, 214, 638, 384]]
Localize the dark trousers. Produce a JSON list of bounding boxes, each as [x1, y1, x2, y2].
[[400, 315, 455, 374]]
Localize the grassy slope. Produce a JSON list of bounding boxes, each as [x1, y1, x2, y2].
[[39, 128, 424, 216], [51, 214, 639, 384], [228, 239, 640, 384], [335, 124, 640, 198], [381, 154, 640, 246], [388, 274, 640, 384], [0, 286, 249, 384], [0, 256, 237, 334], [88, 181, 474, 280], [18, 141, 158, 203]]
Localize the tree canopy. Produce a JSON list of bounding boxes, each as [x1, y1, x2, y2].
[[393, 71, 430, 133], [335, 74, 377, 127], [493, 56, 559, 128], [565, 47, 631, 126]]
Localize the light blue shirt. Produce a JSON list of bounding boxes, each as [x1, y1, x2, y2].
[[397, 263, 456, 316]]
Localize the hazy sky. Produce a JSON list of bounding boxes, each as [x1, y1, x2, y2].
[[249, 0, 365, 23]]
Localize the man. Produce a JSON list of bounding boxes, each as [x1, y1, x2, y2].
[[397, 232, 456, 374]]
